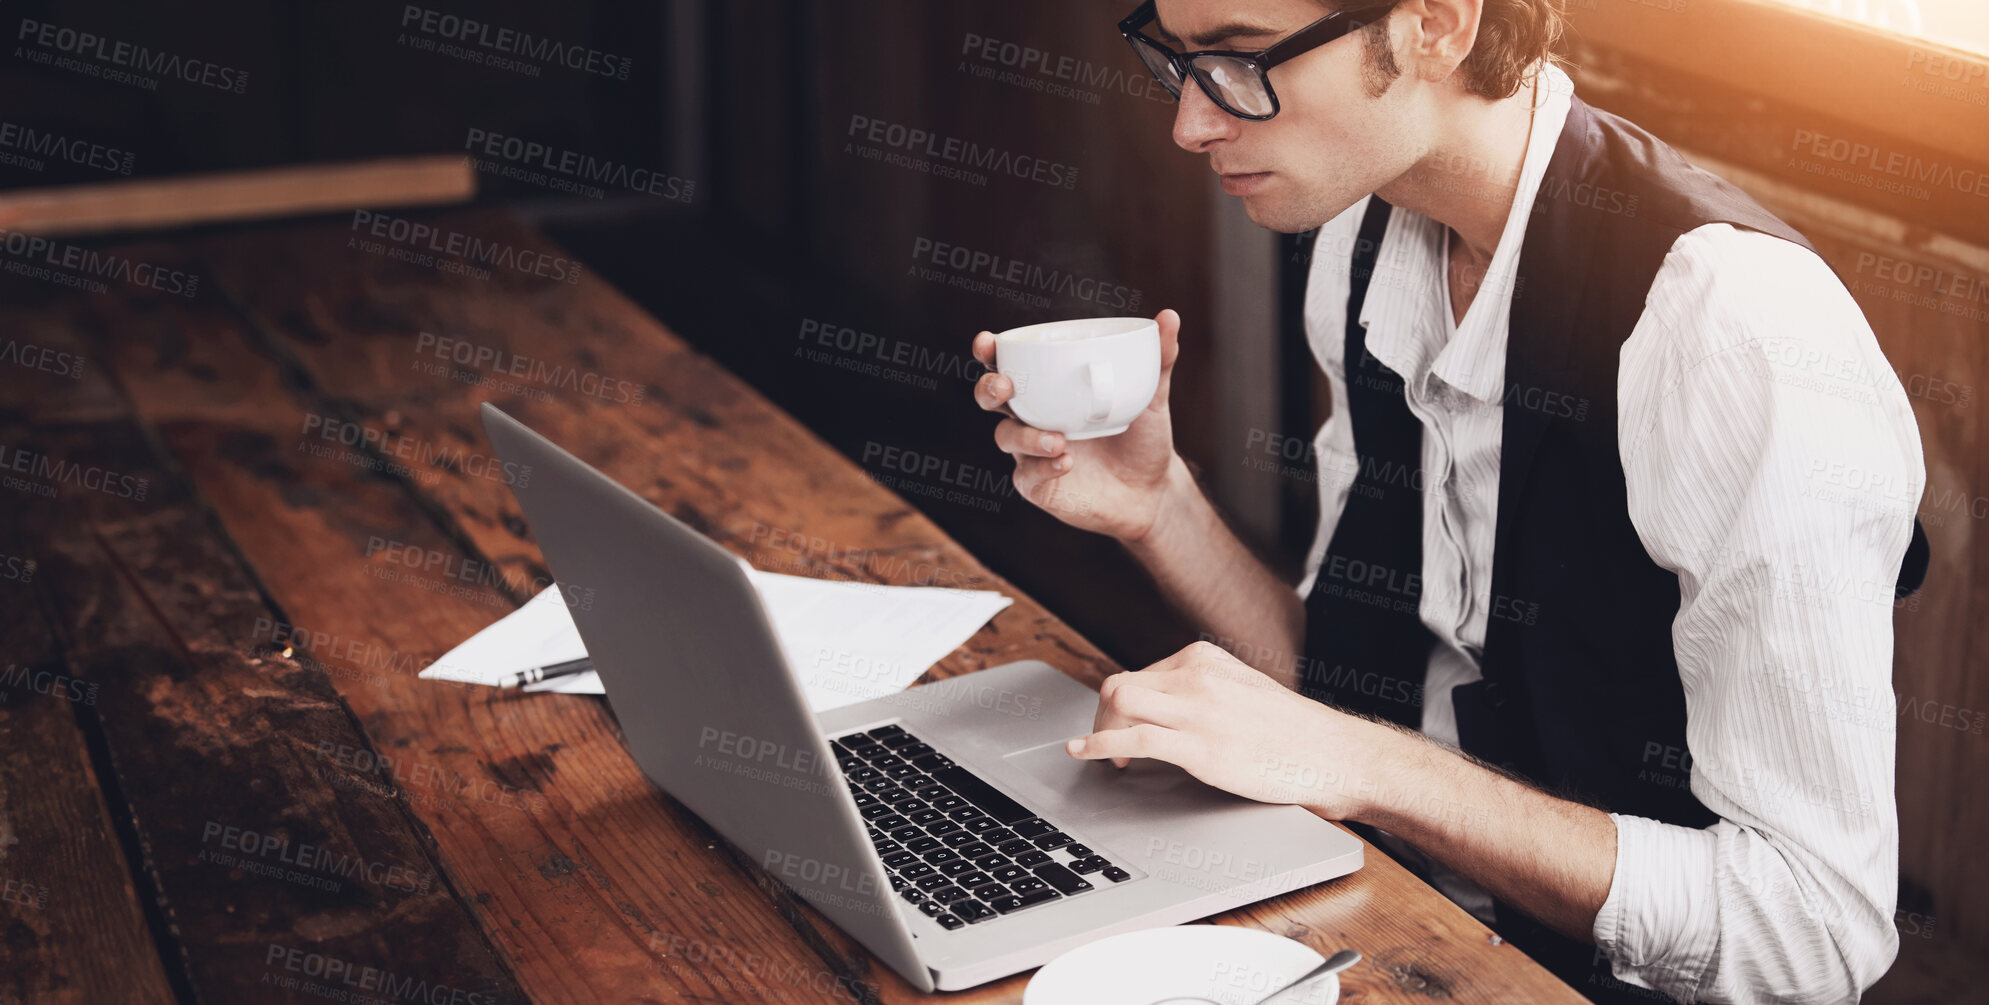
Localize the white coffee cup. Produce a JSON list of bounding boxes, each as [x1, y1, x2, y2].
[[994, 316, 1160, 440]]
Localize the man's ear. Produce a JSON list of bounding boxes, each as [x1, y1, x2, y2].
[[1393, 0, 1482, 83]]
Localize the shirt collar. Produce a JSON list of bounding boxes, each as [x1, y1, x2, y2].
[[1364, 64, 1577, 405], [1356, 209, 1446, 386]]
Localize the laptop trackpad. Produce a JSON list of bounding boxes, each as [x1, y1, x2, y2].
[[1001, 739, 1211, 818]]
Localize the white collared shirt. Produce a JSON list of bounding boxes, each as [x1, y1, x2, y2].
[[1295, 64, 1918, 1004]]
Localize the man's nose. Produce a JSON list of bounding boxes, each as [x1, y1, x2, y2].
[[1171, 76, 1238, 153]]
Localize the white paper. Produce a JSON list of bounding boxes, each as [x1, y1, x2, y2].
[[418, 570, 1013, 711]]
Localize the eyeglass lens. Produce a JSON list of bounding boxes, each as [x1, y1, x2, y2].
[[1192, 54, 1275, 117], [1130, 35, 1185, 95], [1128, 35, 1275, 118]]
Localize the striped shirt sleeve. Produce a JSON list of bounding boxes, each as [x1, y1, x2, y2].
[[1601, 224, 1919, 1003]]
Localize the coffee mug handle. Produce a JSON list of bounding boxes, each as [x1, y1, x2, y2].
[[1085, 360, 1115, 423]]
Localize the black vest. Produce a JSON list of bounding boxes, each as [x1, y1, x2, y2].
[[1295, 95, 1927, 1002]]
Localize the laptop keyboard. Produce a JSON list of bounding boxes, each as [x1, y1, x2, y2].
[[834, 724, 1132, 931]]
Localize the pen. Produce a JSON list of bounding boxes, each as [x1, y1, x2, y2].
[[498, 657, 592, 690]]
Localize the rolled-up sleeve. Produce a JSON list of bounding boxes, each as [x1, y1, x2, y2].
[[1601, 226, 1919, 1004]]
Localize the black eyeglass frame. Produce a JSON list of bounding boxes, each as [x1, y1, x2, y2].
[[1117, 0, 1402, 120]]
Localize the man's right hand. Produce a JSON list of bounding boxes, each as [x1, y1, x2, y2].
[[971, 308, 1185, 543]]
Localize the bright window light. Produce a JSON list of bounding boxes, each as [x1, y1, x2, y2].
[[1761, 0, 1989, 56]]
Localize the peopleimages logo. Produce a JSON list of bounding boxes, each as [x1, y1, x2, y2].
[[348, 210, 584, 284], [762, 849, 879, 897], [1903, 48, 1989, 106], [262, 943, 496, 1004], [0, 442, 149, 500], [0, 228, 200, 297], [363, 535, 600, 611], [793, 317, 985, 390], [254, 617, 435, 681], [1850, 251, 1989, 325], [861, 442, 1015, 497], [0, 552, 34, 584], [1, 876, 49, 911], [0, 663, 100, 705], [1533, 175, 1639, 219], [742, 520, 992, 592], [399, 5, 631, 80], [958, 31, 1172, 105], [297, 413, 531, 487], [15, 18, 249, 93], [463, 127, 693, 202], [1789, 129, 1989, 200], [200, 821, 434, 894], [0, 120, 134, 175], [758, 849, 888, 917], [0, 337, 85, 380], [908, 236, 1141, 311], [649, 931, 862, 1004], [411, 331, 645, 405], [845, 113, 1080, 190], [314, 740, 549, 815]]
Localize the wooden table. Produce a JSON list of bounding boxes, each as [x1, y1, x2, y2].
[[0, 209, 1589, 1004]]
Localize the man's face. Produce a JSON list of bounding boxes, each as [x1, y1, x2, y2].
[[1151, 0, 1425, 232]]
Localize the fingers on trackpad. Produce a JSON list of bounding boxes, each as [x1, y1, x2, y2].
[[1001, 740, 1207, 815]]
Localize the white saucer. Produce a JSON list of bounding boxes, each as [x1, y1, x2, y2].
[[1024, 925, 1340, 1005]]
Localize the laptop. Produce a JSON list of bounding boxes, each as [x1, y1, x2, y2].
[[479, 402, 1362, 991]]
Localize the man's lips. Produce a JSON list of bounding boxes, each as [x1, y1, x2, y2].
[[1218, 170, 1273, 195]]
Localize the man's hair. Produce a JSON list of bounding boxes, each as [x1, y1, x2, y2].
[[1346, 0, 1567, 100], [1462, 0, 1565, 98]]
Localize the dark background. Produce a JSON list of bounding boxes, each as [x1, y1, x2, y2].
[[4, 1, 1985, 999], [2, 0, 1238, 670]]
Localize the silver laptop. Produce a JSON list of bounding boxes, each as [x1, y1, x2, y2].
[[480, 402, 1362, 991]]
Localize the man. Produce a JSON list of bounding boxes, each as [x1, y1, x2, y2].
[[968, 1, 1926, 1002]]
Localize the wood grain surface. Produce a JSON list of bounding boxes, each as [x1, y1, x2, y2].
[[0, 209, 1588, 1004]]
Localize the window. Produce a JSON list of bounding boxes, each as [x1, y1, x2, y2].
[[1565, 0, 1989, 245], [1761, 0, 1989, 56]]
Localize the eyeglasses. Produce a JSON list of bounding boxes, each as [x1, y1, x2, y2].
[[1117, 0, 1401, 120]]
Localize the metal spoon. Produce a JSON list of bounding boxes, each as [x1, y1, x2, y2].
[[1143, 949, 1362, 1005], [1247, 949, 1361, 1005]]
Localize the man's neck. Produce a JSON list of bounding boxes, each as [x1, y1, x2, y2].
[[1373, 72, 1543, 321]]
